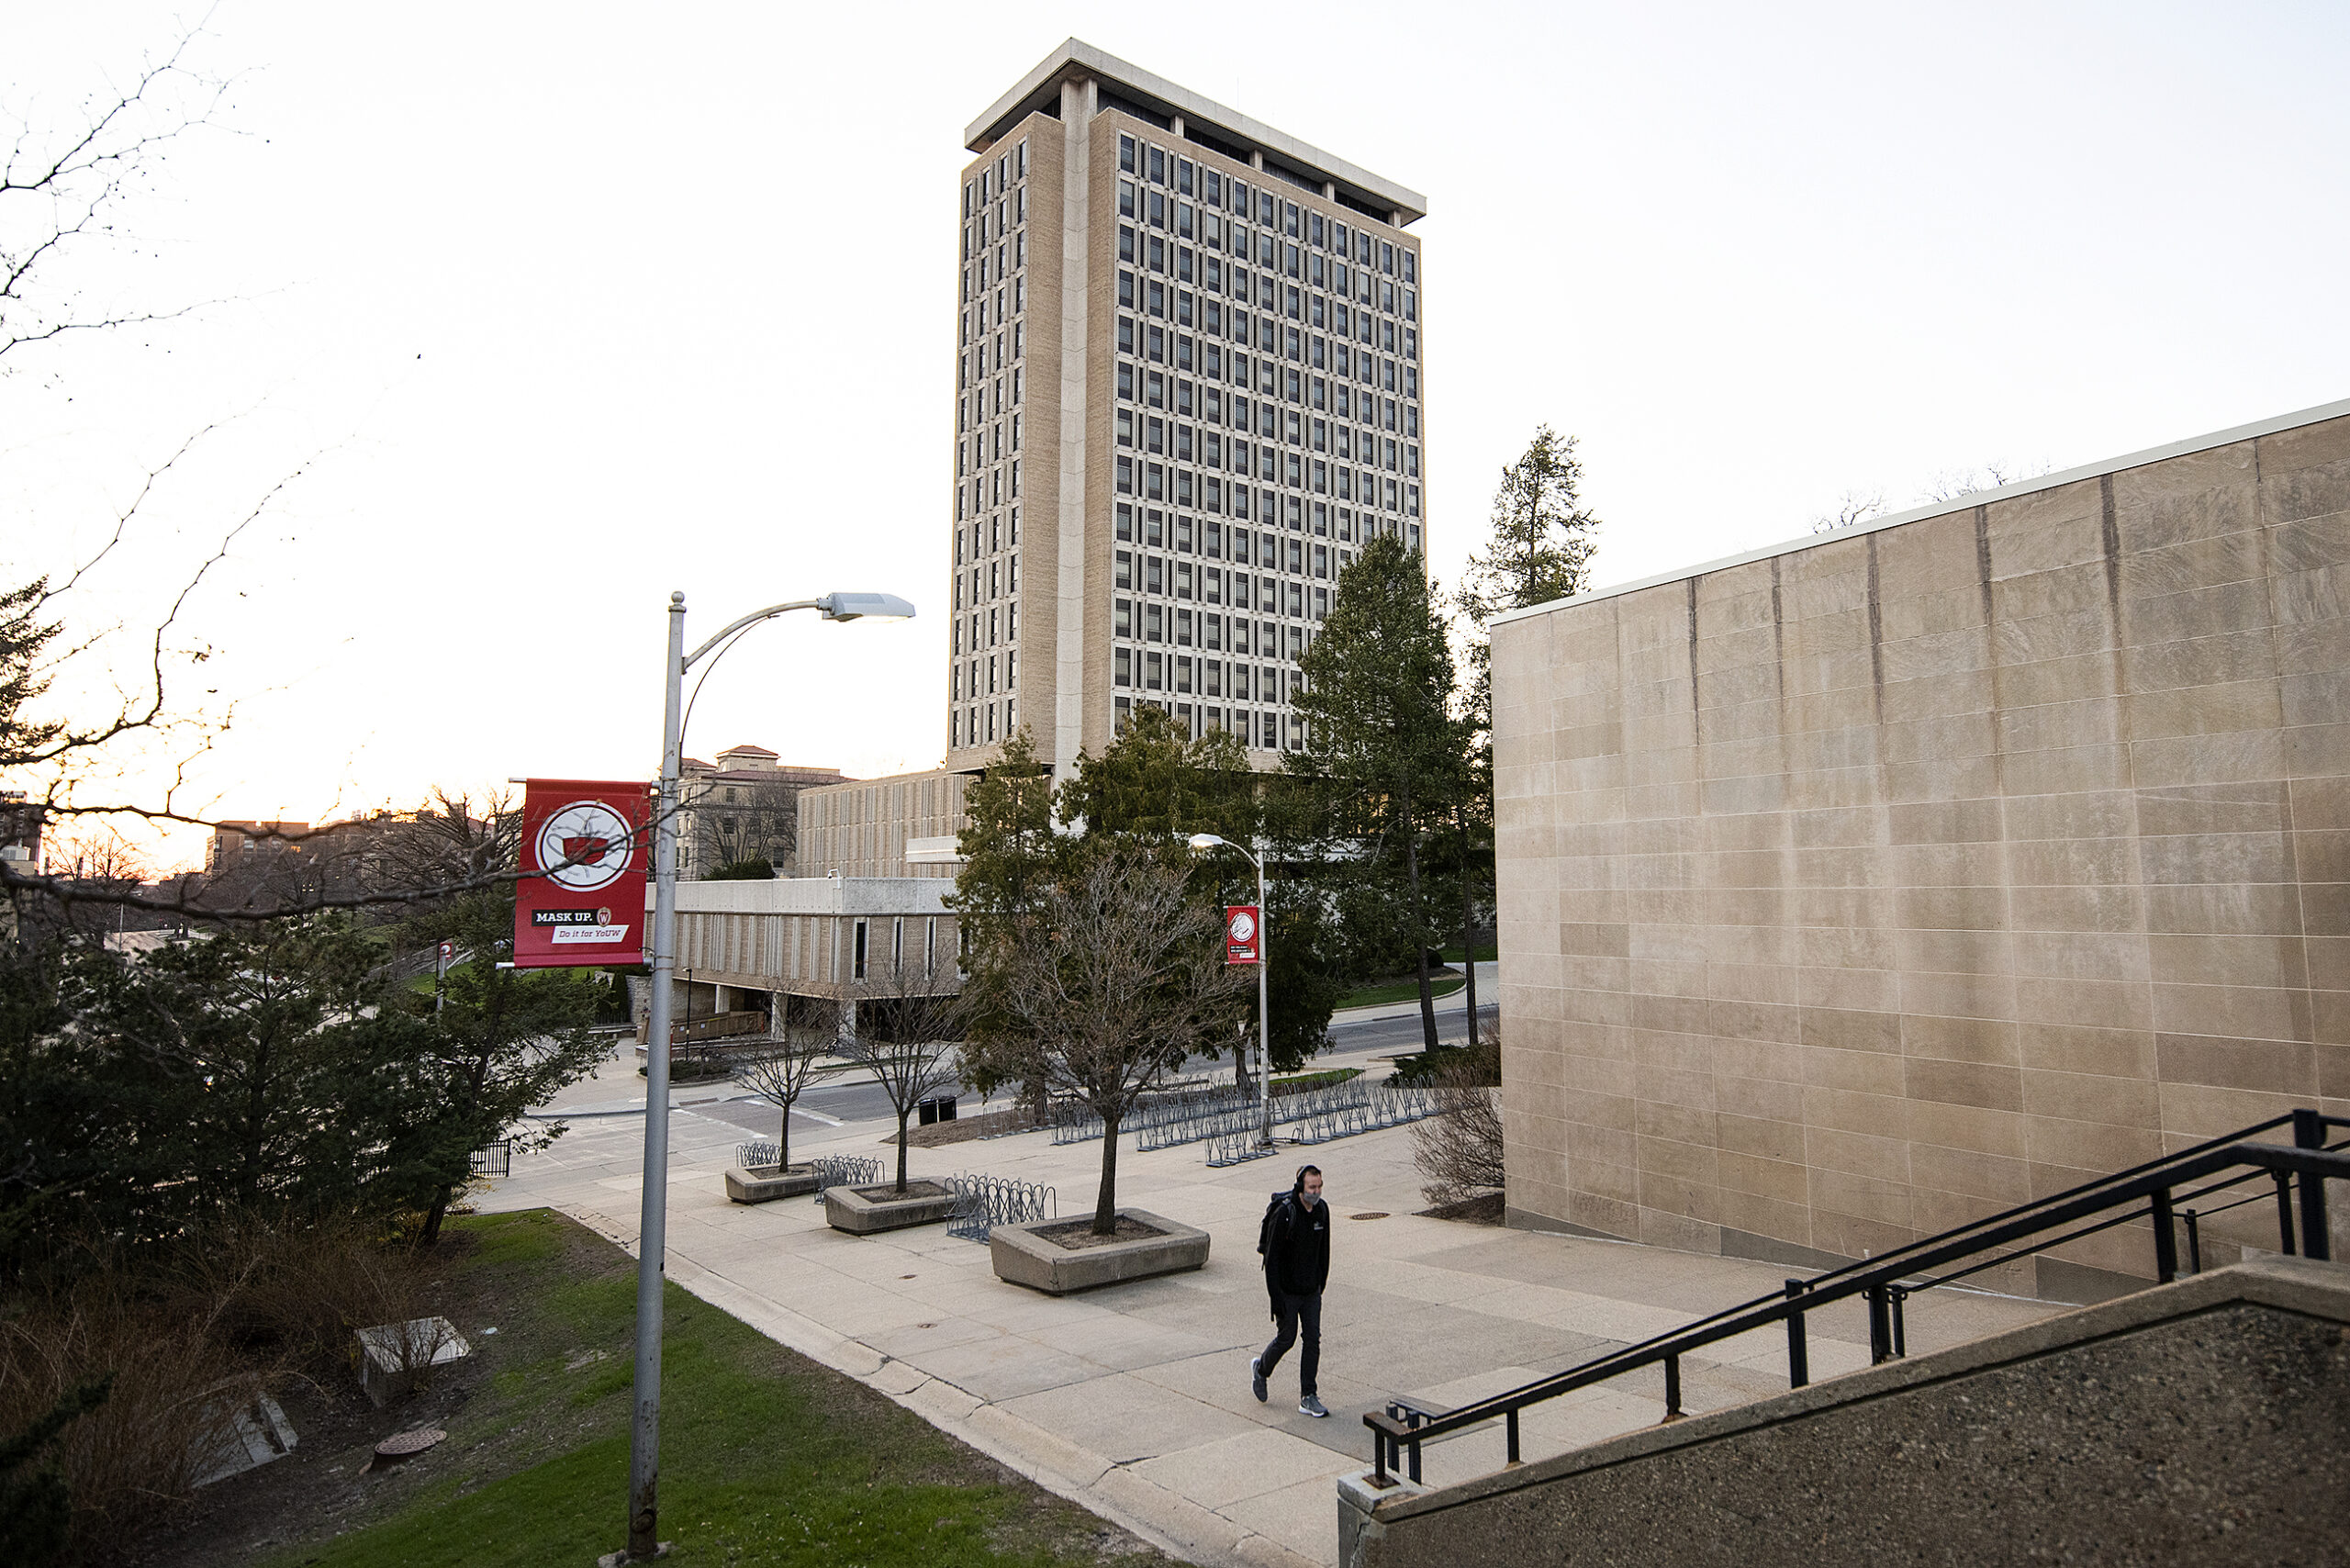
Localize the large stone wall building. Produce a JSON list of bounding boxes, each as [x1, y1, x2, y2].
[[949, 38, 1428, 777], [1491, 398, 2350, 1301]]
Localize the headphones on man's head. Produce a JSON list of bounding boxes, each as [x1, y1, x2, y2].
[[1292, 1164, 1322, 1193]]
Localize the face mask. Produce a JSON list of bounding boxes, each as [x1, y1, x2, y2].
[[1300, 1187, 1322, 1208]]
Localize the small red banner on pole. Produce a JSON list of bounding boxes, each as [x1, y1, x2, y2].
[[1225, 904, 1261, 965], [513, 779, 651, 969]]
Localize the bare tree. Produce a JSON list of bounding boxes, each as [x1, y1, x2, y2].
[[698, 774, 801, 879], [973, 842, 1246, 1234], [1917, 460, 2053, 504], [843, 966, 965, 1194], [3, 27, 231, 365], [728, 1005, 842, 1170], [1811, 489, 1888, 533], [1409, 1033, 1505, 1206]]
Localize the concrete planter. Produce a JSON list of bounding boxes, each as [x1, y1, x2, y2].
[[724, 1164, 820, 1204], [823, 1180, 958, 1235], [990, 1208, 1210, 1294]]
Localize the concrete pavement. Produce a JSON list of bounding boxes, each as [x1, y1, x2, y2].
[[482, 1047, 2065, 1568]]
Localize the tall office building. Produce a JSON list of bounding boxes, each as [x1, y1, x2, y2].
[[946, 39, 1428, 778]]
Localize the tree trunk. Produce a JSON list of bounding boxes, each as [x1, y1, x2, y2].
[[421, 1189, 450, 1247], [778, 1098, 791, 1168], [1404, 807, 1438, 1052], [1459, 805, 1480, 1049], [895, 1108, 912, 1193], [1093, 1108, 1122, 1234]]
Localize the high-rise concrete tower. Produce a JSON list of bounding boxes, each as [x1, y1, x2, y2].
[[946, 39, 1428, 779]]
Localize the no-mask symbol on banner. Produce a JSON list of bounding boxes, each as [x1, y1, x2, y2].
[[514, 780, 651, 968], [1226, 904, 1260, 965]]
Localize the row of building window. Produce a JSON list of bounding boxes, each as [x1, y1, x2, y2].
[[1116, 295, 1416, 377], [952, 698, 1015, 750], [953, 602, 1015, 657], [1116, 648, 1300, 700], [950, 648, 1016, 703], [1115, 695, 1305, 753], [1120, 353, 1418, 420], [1116, 132, 1416, 285], [1116, 601, 1320, 656], [1117, 548, 1345, 601], [1119, 263, 1413, 340], [953, 551, 1018, 610], [1116, 457, 1421, 521]]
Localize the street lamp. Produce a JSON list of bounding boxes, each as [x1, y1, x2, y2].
[[622, 588, 912, 1565], [1188, 832, 1273, 1149]]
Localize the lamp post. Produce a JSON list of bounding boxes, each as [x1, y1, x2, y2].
[[623, 589, 912, 1564], [1188, 832, 1272, 1148]]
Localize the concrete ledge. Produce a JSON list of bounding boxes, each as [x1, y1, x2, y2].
[[823, 1181, 958, 1235], [990, 1208, 1209, 1294], [723, 1164, 819, 1204], [1347, 1257, 2350, 1566]]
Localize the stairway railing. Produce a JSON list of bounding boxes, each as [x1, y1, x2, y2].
[[1366, 1107, 2350, 1485]]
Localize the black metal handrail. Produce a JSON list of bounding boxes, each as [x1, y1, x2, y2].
[[1366, 1107, 2349, 1484]]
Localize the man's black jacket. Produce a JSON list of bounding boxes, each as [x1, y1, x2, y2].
[[1263, 1191, 1330, 1302]]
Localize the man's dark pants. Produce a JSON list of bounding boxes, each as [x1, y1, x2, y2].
[[1259, 1291, 1321, 1398]]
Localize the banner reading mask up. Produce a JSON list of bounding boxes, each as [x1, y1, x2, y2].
[[512, 778, 652, 969]]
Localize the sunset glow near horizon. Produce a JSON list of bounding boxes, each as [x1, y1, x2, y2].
[[6, 2, 2345, 875]]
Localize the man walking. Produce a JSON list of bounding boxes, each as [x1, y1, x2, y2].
[[1252, 1164, 1330, 1417]]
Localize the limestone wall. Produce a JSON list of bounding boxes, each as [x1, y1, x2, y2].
[[1490, 407, 2350, 1296]]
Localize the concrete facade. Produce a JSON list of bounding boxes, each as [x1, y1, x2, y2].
[[947, 39, 1428, 780], [1492, 400, 2350, 1297], [659, 876, 962, 1034], [797, 769, 970, 879]]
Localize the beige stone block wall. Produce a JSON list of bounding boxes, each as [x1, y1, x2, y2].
[[1493, 410, 2350, 1299]]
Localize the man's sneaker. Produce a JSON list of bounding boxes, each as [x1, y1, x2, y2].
[[1249, 1358, 1268, 1404], [1298, 1394, 1329, 1418]]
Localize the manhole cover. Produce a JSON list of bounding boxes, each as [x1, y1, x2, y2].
[[374, 1428, 446, 1461], [1349, 1212, 1390, 1220]]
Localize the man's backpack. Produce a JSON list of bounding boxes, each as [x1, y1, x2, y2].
[[1256, 1191, 1292, 1260]]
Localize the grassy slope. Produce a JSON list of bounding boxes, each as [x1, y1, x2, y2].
[[265, 1210, 1154, 1568], [1334, 973, 1465, 1010]]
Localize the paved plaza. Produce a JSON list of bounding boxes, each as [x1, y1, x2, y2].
[[483, 1043, 2066, 1568]]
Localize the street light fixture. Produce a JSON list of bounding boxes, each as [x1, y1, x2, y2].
[[1189, 832, 1273, 1149], [622, 588, 912, 1564]]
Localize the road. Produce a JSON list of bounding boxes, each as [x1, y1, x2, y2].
[[683, 994, 1498, 1145]]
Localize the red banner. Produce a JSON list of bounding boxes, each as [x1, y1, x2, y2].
[[513, 779, 652, 969], [1225, 904, 1261, 965]]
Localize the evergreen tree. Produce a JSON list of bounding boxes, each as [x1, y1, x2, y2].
[[387, 890, 605, 1243], [1456, 425, 1601, 727], [1290, 533, 1460, 1051], [1448, 427, 1601, 1043]]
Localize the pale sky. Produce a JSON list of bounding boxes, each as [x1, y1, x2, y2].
[[6, 3, 2346, 873]]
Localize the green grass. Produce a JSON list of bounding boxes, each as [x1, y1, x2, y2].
[[1270, 1067, 1362, 1094], [1335, 972, 1466, 1010], [261, 1209, 1155, 1568]]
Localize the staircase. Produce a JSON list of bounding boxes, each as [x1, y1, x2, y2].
[[1342, 1109, 2350, 1568]]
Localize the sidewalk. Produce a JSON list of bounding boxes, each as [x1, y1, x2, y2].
[[481, 1069, 2064, 1568]]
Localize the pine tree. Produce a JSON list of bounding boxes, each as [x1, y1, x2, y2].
[[1290, 533, 1460, 1051], [1448, 427, 1602, 1043]]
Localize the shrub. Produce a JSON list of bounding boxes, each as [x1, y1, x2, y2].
[[1408, 1034, 1505, 1206]]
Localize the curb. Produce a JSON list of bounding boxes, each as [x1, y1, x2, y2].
[[610, 1220, 1321, 1568]]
